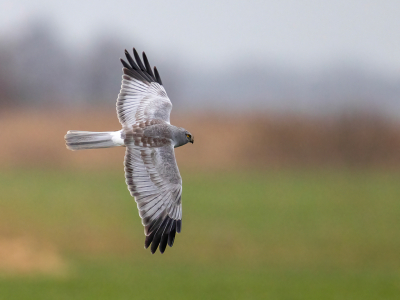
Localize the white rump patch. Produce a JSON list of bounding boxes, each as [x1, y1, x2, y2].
[[111, 130, 125, 146]]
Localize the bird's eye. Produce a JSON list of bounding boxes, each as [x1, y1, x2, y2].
[[186, 134, 191, 139]]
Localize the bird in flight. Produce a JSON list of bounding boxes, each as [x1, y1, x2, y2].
[[65, 48, 194, 254]]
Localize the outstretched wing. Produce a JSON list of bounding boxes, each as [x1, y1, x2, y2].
[[117, 48, 172, 127], [124, 143, 182, 254]]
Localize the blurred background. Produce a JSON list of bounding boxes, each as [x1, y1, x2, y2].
[[1, 1, 400, 299]]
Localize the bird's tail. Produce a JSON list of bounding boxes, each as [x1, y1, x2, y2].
[[65, 130, 124, 151]]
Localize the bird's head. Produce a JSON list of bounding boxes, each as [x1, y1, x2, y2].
[[185, 131, 194, 144], [173, 128, 194, 148]]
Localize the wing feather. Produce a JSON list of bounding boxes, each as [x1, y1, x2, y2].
[[142, 52, 155, 78], [133, 49, 147, 72], [124, 144, 182, 254], [124, 50, 139, 70], [154, 67, 162, 85], [117, 49, 172, 127]]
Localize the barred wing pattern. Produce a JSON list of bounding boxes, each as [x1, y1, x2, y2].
[[125, 145, 182, 254], [117, 49, 172, 127], [119, 49, 182, 254]]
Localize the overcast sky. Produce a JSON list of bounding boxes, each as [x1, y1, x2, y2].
[[1, 0, 400, 74]]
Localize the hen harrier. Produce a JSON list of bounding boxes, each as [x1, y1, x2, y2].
[[64, 48, 194, 254]]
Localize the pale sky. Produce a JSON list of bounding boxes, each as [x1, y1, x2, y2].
[[1, 0, 400, 74]]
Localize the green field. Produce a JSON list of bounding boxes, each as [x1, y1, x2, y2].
[[0, 169, 399, 299]]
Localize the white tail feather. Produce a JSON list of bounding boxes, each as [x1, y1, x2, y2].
[[65, 130, 124, 151]]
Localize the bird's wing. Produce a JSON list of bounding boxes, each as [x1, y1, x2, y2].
[[117, 48, 172, 127], [124, 142, 182, 254]]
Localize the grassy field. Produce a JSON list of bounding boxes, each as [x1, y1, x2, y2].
[[0, 169, 399, 299]]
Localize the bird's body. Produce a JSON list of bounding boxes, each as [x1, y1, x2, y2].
[[65, 48, 193, 254]]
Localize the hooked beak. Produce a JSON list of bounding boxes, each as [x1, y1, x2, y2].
[[190, 136, 194, 144]]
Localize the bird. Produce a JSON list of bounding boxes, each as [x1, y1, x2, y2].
[[64, 48, 194, 254]]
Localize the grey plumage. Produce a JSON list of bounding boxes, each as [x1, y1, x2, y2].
[[64, 48, 194, 254], [65, 130, 123, 150]]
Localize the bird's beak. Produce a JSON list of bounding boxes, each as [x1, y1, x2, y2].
[[190, 136, 194, 144]]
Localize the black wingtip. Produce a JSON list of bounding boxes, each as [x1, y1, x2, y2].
[[150, 231, 162, 254], [121, 48, 163, 86], [143, 217, 180, 254], [124, 50, 138, 70], [133, 48, 146, 71], [167, 221, 176, 247], [159, 234, 169, 254], [120, 58, 131, 69], [142, 52, 155, 78], [144, 230, 156, 249], [154, 67, 162, 85]]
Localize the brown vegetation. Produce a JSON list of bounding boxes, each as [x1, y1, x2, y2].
[[244, 113, 400, 168], [1, 108, 400, 170], [0, 236, 67, 275]]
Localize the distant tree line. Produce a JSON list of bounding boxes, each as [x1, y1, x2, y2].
[[1, 19, 400, 117], [0, 21, 127, 108]]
